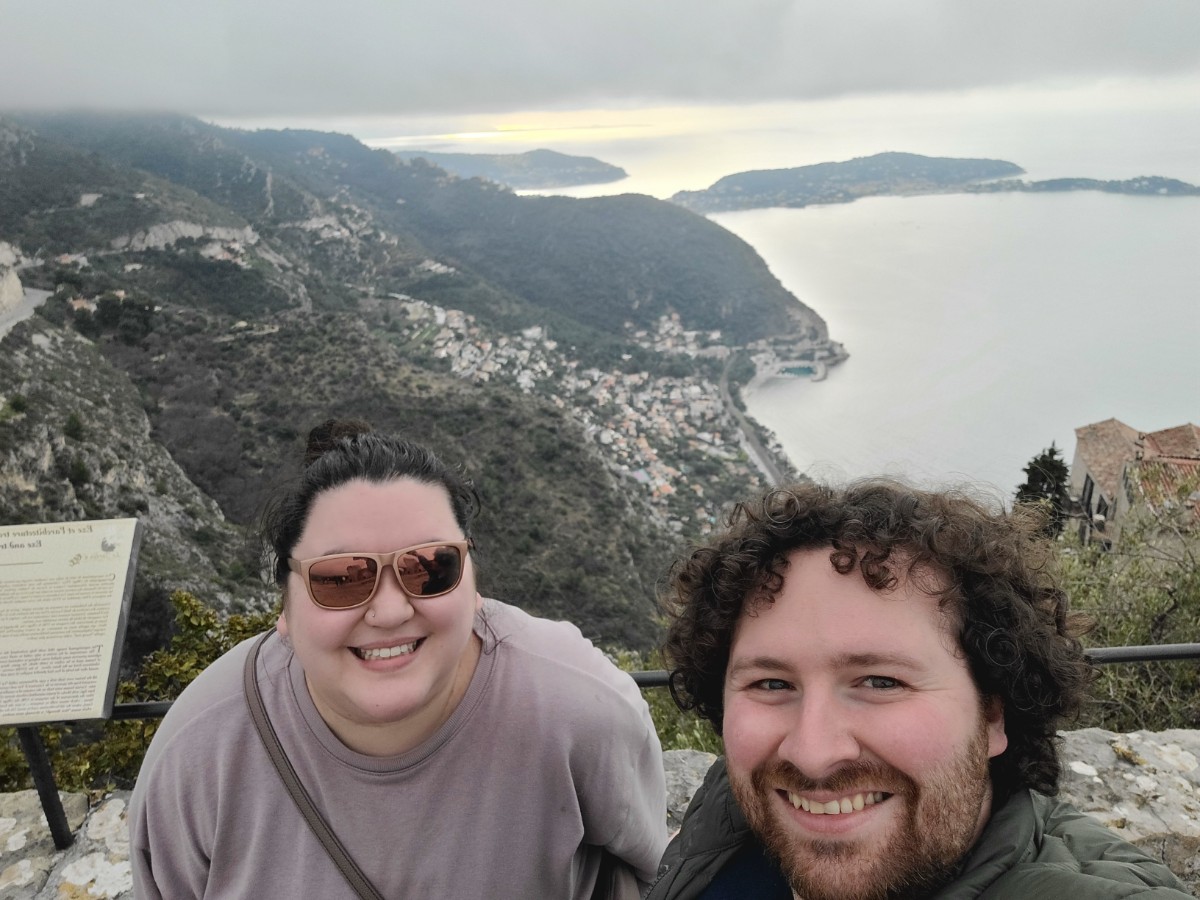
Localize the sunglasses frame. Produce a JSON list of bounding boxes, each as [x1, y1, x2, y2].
[[287, 540, 471, 610]]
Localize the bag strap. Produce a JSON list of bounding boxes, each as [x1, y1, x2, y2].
[[244, 632, 386, 900]]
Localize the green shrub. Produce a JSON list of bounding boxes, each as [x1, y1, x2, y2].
[[1065, 480, 1200, 733], [0, 591, 277, 792], [613, 649, 723, 755], [63, 412, 86, 441], [67, 455, 90, 487]]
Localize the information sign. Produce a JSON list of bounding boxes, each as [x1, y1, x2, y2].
[[0, 518, 142, 726]]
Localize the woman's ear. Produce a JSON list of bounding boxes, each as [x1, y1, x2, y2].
[[276, 610, 289, 639]]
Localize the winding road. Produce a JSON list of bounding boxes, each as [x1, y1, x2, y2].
[[719, 358, 786, 486]]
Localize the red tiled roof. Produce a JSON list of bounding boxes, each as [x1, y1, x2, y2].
[[1074, 418, 1142, 501], [1145, 423, 1200, 461], [1128, 457, 1200, 522]]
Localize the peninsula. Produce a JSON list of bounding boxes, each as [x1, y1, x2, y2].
[[671, 151, 1200, 213], [391, 147, 627, 189]]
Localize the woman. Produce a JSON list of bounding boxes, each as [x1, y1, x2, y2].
[[129, 420, 667, 898]]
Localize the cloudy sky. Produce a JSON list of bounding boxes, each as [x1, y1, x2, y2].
[[4, 0, 1198, 127]]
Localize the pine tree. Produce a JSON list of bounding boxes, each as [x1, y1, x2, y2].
[[1015, 443, 1071, 535]]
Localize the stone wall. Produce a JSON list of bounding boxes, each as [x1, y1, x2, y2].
[[2, 728, 1198, 898]]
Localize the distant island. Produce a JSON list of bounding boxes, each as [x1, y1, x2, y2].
[[671, 151, 1200, 213], [391, 147, 627, 190]]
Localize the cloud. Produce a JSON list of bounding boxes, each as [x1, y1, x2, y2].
[[2, 0, 1198, 117]]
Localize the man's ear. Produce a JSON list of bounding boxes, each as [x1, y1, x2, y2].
[[276, 610, 289, 639], [984, 695, 1008, 759]]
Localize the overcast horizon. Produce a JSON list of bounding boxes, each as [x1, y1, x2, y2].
[[4, 1, 1199, 156]]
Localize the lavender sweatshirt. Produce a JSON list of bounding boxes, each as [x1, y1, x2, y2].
[[129, 599, 667, 898]]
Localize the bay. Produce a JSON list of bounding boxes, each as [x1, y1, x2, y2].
[[714, 192, 1200, 495], [371, 99, 1200, 495]]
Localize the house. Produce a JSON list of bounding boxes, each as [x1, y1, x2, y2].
[[1070, 418, 1200, 545]]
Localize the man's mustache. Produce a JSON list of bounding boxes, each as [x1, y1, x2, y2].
[[751, 758, 916, 798]]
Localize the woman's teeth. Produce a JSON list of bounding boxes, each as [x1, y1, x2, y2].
[[356, 640, 419, 660]]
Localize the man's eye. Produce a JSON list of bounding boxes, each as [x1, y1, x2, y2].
[[863, 675, 902, 690], [754, 678, 791, 692]]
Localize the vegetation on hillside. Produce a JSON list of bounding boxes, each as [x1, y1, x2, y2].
[[9, 114, 824, 343], [1069, 477, 1200, 733]]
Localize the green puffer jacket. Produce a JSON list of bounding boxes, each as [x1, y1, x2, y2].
[[645, 757, 1193, 900]]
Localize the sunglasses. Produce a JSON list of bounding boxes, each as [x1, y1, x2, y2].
[[287, 541, 470, 610]]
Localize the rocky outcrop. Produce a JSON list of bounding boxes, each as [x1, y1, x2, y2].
[[0, 318, 273, 611], [0, 269, 21, 316], [0, 791, 129, 899], [2, 730, 1197, 898], [1058, 728, 1200, 892], [108, 222, 258, 252]]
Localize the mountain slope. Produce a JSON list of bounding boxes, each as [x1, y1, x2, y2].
[[0, 111, 834, 651]]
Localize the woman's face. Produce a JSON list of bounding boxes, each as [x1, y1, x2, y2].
[[277, 477, 482, 755]]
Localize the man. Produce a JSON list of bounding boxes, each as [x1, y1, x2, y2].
[[648, 480, 1190, 900]]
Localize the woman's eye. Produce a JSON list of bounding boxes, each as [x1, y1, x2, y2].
[[863, 675, 902, 690]]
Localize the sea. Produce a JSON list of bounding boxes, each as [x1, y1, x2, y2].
[[367, 99, 1200, 497]]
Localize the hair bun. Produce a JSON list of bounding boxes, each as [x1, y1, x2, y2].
[[304, 418, 374, 466]]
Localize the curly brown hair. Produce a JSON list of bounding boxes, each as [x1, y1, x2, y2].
[[662, 479, 1094, 801]]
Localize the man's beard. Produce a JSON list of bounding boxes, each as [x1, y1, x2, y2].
[[729, 722, 993, 900]]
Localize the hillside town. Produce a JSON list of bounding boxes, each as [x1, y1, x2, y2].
[[386, 296, 798, 533]]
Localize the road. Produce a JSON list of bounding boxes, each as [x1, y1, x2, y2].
[[719, 358, 786, 486]]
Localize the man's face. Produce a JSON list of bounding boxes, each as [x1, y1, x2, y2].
[[722, 547, 1008, 900]]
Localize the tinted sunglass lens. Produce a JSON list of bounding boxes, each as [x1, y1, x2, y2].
[[397, 546, 463, 597], [308, 556, 379, 608]]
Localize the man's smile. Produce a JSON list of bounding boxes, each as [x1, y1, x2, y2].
[[785, 790, 888, 815]]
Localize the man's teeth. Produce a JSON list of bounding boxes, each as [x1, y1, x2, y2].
[[357, 641, 419, 660], [787, 791, 886, 814]]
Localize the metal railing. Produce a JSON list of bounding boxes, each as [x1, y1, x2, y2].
[[15, 641, 1200, 851]]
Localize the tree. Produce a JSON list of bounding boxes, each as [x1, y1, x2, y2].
[[95, 292, 123, 329], [1015, 443, 1070, 535]]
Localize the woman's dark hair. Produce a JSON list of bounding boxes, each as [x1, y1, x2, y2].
[[662, 479, 1095, 802], [264, 418, 480, 587]]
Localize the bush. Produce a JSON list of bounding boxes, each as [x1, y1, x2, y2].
[[63, 412, 86, 441], [613, 648, 723, 755], [67, 455, 90, 487], [0, 591, 277, 792], [1067, 508, 1200, 732]]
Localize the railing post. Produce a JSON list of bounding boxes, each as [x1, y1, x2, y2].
[[16, 727, 74, 851]]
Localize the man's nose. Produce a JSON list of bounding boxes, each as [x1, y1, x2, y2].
[[775, 690, 862, 780]]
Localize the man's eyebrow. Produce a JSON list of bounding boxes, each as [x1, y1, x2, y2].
[[727, 652, 928, 678], [831, 651, 926, 671], [727, 655, 792, 678]]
